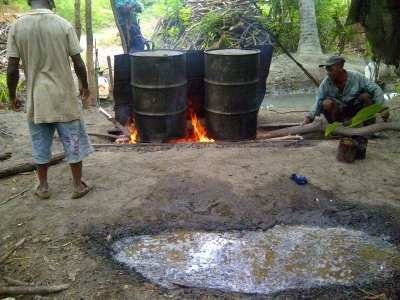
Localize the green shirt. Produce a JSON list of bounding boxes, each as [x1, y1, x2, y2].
[[113, 0, 141, 25]]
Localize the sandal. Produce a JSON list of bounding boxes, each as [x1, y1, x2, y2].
[[34, 183, 51, 199], [72, 181, 94, 199]]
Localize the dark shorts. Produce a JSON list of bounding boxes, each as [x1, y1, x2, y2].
[[120, 23, 146, 52]]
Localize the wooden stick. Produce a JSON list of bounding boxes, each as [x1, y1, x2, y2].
[[269, 135, 303, 141], [99, 107, 132, 137], [1, 188, 29, 205], [107, 55, 114, 95], [2, 276, 32, 286], [0, 284, 70, 295], [0, 237, 26, 265], [87, 131, 120, 139]]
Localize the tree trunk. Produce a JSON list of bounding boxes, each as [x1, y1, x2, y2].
[[85, 0, 97, 108], [74, 0, 81, 40], [257, 118, 400, 140], [110, 0, 128, 54], [0, 153, 66, 179], [75, 0, 84, 97], [297, 0, 323, 54]]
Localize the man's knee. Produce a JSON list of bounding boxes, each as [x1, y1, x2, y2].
[[321, 98, 335, 113], [321, 98, 341, 123], [355, 92, 373, 107]]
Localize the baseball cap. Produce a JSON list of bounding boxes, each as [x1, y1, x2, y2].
[[318, 55, 345, 68]]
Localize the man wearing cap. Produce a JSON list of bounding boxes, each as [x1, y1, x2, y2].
[[7, 0, 94, 199], [301, 55, 389, 126]]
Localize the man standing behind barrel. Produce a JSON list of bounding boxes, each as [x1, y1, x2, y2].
[[7, 0, 94, 199], [113, 0, 146, 53]]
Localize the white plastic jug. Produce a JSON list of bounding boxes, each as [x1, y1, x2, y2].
[[98, 76, 110, 99]]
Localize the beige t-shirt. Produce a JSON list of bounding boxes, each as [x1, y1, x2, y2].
[[7, 9, 83, 123]]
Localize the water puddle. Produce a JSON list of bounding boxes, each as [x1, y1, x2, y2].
[[112, 225, 400, 294]]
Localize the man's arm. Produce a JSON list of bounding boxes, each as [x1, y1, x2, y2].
[[71, 54, 90, 100], [363, 75, 389, 121], [7, 57, 23, 111], [119, 1, 142, 14]]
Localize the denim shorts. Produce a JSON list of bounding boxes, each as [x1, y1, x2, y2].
[[29, 119, 93, 164]]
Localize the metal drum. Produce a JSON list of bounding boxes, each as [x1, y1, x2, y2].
[[204, 48, 260, 141], [113, 54, 133, 126], [185, 50, 205, 119], [130, 50, 187, 142], [245, 45, 274, 108]]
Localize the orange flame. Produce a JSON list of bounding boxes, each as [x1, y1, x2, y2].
[[116, 111, 214, 144], [190, 112, 214, 142], [169, 110, 214, 143]]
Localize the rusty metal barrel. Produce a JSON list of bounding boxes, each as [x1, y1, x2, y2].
[[204, 48, 260, 141], [113, 54, 133, 126], [130, 50, 187, 142]]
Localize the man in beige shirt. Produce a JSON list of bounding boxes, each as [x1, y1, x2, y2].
[[7, 0, 94, 199]]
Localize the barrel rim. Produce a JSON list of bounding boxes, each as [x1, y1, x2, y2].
[[204, 48, 261, 55], [130, 49, 186, 57]]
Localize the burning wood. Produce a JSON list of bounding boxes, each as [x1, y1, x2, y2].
[[98, 107, 131, 138], [167, 111, 214, 143]]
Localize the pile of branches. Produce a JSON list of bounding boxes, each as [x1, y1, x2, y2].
[[0, 23, 10, 73], [150, 0, 273, 50]]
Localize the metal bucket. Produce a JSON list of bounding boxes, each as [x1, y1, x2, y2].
[[245, 45, 274, 107], [185, 50, 205, 119], [130, 50, 187, 142], [204, 48, 260, 141], [113, 54, 133, 126]]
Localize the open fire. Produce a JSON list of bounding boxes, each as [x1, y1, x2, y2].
[[116, 109, 214, 144]]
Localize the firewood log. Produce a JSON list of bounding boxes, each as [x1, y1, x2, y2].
[[0, 153, 65, 179]]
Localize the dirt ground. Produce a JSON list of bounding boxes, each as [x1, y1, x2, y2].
[[0, 51, 400, 299]]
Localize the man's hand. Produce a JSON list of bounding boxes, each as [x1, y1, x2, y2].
[[380, 108, 390, 122], [300, 117, 311, 126], [10, 97, 24, 112], [81, 89, 90, 101]]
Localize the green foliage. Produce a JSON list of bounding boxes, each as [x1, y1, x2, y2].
[[325, 121, 341, 136], [324, 104, 385, 136], [315, 0, 350, 53], [0, 74, 25, 106], [394, 81, 400, 93], [351, 104, 384, 127], [180, 7, 191, 26]]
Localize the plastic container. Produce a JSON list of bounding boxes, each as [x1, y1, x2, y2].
[[98, 76, 110, 99]]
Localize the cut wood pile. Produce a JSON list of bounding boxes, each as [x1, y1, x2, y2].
[[150, 0, 274, 50], [0, 23, 10, 73], [0, 13, 21, 72]]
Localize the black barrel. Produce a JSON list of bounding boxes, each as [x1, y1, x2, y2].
[[130, 50, 187, 142], [185, 50, 205, 119], [204, 48, 260, 141], [245, 45, 274, 108], [113, 54, 133, 126]]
